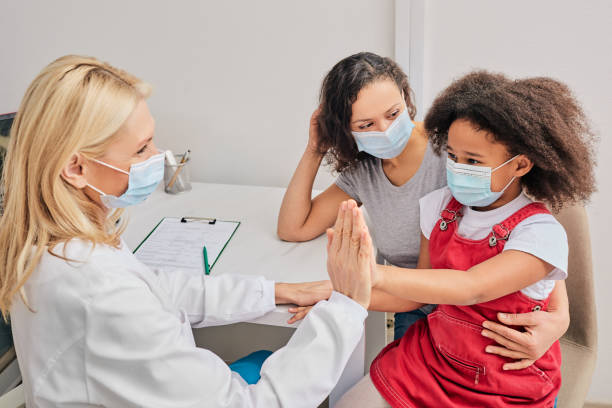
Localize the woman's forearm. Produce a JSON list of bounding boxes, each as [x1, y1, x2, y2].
[[277, 147, 323, 241], [546, 280, 570, 332]]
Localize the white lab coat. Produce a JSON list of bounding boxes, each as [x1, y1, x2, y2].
[[10, 239, 367, 407]]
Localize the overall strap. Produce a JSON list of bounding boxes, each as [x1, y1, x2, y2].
[[488, 202, 550, 247], [438, 197, 463, 231]]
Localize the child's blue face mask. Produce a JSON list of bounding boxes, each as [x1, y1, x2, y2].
[[446, 155, 518, 207], [87, 151, 165, 208], [351, 109, 415, 159]]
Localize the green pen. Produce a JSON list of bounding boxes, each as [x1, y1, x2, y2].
[[202, 245, 210, 275]]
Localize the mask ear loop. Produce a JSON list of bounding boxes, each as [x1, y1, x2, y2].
[[492, 155, 520, 193], [89, 157, 130, 175], [492, 155, 520, 172], [498, 176, 517, 193], [86, 183, 107, 197], [82, 155, 130, 197]]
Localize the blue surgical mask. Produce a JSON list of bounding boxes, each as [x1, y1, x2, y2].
[[351, 109, 415, 159], [446, 155, 519, 207], [87, 151, 165, 208]]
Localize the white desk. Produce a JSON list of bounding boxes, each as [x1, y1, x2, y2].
[[123, 182, 386, 406]]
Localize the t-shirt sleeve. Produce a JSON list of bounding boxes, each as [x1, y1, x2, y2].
[[419, 187, 453, 240], [335, 166, 362, 203], [504, 213, 568, 280]]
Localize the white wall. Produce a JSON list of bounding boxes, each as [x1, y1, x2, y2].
[[0, 0, 395, 190], [398, 0, 611, 402], [2, 0, 610, 403]]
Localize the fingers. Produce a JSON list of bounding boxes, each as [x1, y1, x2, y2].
[[359, 227, 372, 263], [481, 328, 528, 354], [312, 106, 321, 119], [502, 359, 536, 371], [497, 311, 539, 327], [333, 201, 345, 236], [330, 202, 345, 254], [326, 228, 334, 251], [340, 201, 356, 255], [355, 203, 367, 231], [349, 207, 362, 258], [287, 306, 312, 324], [482, 320, 530, 346], [485, 345, 532, 360], [357, 229, 373, 286]]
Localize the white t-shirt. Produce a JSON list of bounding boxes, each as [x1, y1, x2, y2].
[[419, 187, 568, 300]]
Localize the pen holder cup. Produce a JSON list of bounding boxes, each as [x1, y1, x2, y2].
[[164, 155, 192, 194]]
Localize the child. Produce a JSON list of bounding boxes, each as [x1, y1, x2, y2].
[[336, 71, 596, 407]]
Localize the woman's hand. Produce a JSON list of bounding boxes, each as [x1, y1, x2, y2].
[[275, 280, 332, 306], [326, 200, 376, 309], [481, 308, 570, 370], [306, 107, 324, 155]]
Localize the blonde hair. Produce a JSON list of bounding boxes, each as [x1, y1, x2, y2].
[[0, 55, 152, 319]]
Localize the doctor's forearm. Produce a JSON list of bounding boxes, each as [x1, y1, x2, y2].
[[274, 283, 293, 304], [255, 292, 368, 407], [275, 281, 333, 306]]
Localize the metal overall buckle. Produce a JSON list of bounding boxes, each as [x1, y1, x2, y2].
[[489, 224, 511, 247], [439, 209, 459, 231]]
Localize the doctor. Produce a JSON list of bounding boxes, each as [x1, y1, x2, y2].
[[0, 55, 372, 407]]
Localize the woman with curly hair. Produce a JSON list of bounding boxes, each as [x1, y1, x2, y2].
[[332, 70, 596, 407], [279, 52, 572, 370]]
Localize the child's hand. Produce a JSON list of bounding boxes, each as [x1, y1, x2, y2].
[[287, 306, 313, 324]]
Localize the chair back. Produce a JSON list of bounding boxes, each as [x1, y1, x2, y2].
[[554, 205, 597, 407]]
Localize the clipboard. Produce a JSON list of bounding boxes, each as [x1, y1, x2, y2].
[[133, 217, 240, 275]]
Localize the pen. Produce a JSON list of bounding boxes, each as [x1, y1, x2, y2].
[[167, 149, 190, 189], [202, 245, 210, 275]]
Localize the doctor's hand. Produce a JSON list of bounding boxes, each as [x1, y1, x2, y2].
[[287, 305, 313, 324], [326, 200, 375, 310], [275, 280, 332, 307]]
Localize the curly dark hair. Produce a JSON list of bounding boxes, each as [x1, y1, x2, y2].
[[424, 70, 597, 210], [316, 52, 416, 173]]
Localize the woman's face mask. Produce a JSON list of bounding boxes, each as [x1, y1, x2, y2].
[[78, 100, 163, 209], [351, 109, 415, 159], [349, 79, 414, 159], [86, 151, 165, 209]]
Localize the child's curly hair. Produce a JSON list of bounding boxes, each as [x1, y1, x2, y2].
[[424, 70, 597, 211]]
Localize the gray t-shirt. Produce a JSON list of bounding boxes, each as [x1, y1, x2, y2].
[[336, 142, 446, 269]]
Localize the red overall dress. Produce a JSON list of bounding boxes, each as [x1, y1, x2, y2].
[[370, 197, 562, 407]]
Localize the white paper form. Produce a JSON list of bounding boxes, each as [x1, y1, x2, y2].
[[134, 217, 240, 275]]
